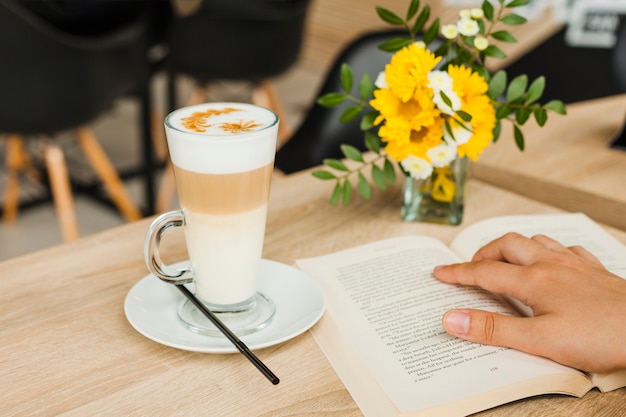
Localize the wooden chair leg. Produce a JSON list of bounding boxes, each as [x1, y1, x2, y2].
[[3, 134, 25, 223], [253, 79, 293, 148], [151, 109, 168, 162], [44, 144, 79, 242], [74, 127, 143, 222], [188, 85, 207, 105]]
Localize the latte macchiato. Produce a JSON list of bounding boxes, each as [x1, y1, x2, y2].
[[151, 103, 278, 309]]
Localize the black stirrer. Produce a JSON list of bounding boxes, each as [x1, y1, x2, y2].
[[176, 284, 280, 385]]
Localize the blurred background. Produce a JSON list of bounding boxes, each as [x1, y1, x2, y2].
[[1, 0, 624, 261]]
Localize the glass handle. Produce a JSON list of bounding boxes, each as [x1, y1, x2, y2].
[[144, 210, 193, 284]]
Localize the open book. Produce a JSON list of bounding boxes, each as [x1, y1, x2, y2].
[[296, 213, 626, 417]]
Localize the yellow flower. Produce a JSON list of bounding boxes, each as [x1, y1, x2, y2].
[[383, 43, 441, 103], [445, 65, 496, 160], [371, 60, 446, 163], [369, 43, 498, 166], [448, 65, 489, 98]]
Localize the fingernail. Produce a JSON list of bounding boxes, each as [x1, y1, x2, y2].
[[443, 310, 470, 335]]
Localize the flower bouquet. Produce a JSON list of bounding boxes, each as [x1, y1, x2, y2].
[[313, 0, 566, 224]]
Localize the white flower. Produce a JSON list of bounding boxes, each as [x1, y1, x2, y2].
[[459, 9, 471, 19], [443, 121, 473, 146], [474, 36, 489, 51], [427, 70, 453, 92], [441, 24, 458, 40], [374, 71, 387, 88], [457, 17, 479, 37], [401, 156, 433, 180], [433, 89, 461, 115], [427, 144, 457, 168], [414, 40, 426, 49], [470, 8, 484, 19]]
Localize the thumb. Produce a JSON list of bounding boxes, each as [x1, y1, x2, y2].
[[442, 309, 524, 347]]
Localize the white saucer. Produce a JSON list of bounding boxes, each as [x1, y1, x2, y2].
[[124, 259, 326, 353]]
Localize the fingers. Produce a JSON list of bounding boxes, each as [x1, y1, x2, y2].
[[434, 260, 529, 301], [471, 232, 549, 265], [568, 245, 604, 266], [442, 309, 536, 352]]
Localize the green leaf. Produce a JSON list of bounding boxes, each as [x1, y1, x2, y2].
[[378, 37, 413, 52], [439, 90, 452, 108], [474, 66, 490, 82], [339, 105, 363, 123], [495, 105, 512, 119], [342, 180, 353, 205], [506, 0, 530, 7], [329, 182, 342, 205], [513, 125, 524, 150], [477, 19, 486, 36], [515, 107, 532, 125], [488, 70, 507, 99], [525, 76, 545, 104], [341, 144, 364, 162], [491, 30, 517, 43], [360, 111, 378, 131], [412, 5, 430, 33], [444, 119, 454, 139], [483, 0, 494, 21], [456, 110, 472, 122], [376, 6, 405, 25], [406, 0, 420, 20], [544, 100, 567, 115], [423, 18, 440, 44], [372, 164, 387, 189], [323, 158, 349, 171], [312, 170, 336, 180], [500, 13, 527, 25], [357, 173, 372, 200], [316, 92, 345, 108], [340, 63, 353, 93], [384, 158, 396, 184], [433, 42, 449, 57], [482, 45, 507, 59], [358, 73, 374, 101], [493, 120, 502, 142], [364, 130, 381, 153], [506, 74, 528, 102], [534, 108, 548, 126]]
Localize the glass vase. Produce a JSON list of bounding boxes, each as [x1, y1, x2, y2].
[[401, 157, 467, 225]]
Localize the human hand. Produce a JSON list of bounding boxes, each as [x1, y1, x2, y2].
[[433, 232, 626, 373]]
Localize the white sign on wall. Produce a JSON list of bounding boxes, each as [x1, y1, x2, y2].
[[565, 0, 626, 48]]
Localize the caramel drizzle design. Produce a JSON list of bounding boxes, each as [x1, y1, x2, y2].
[[181, 107, 261, 133]]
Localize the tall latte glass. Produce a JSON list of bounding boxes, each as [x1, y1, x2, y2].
[[145, 103, 278, 336]]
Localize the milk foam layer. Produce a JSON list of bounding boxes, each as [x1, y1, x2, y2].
[[185, 205, 267, 305], [165, 103, 278, 174]]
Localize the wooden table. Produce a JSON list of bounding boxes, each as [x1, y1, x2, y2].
[[474, 94, 626, 231], [2, 170, 626, 416]]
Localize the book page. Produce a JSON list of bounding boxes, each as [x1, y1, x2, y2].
[[297, 236, 586, 415]]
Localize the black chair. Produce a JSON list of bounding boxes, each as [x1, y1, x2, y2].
[[0, 0, 170, 240], [275, 29, 410, 174], [166, 0, 311, 142]]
